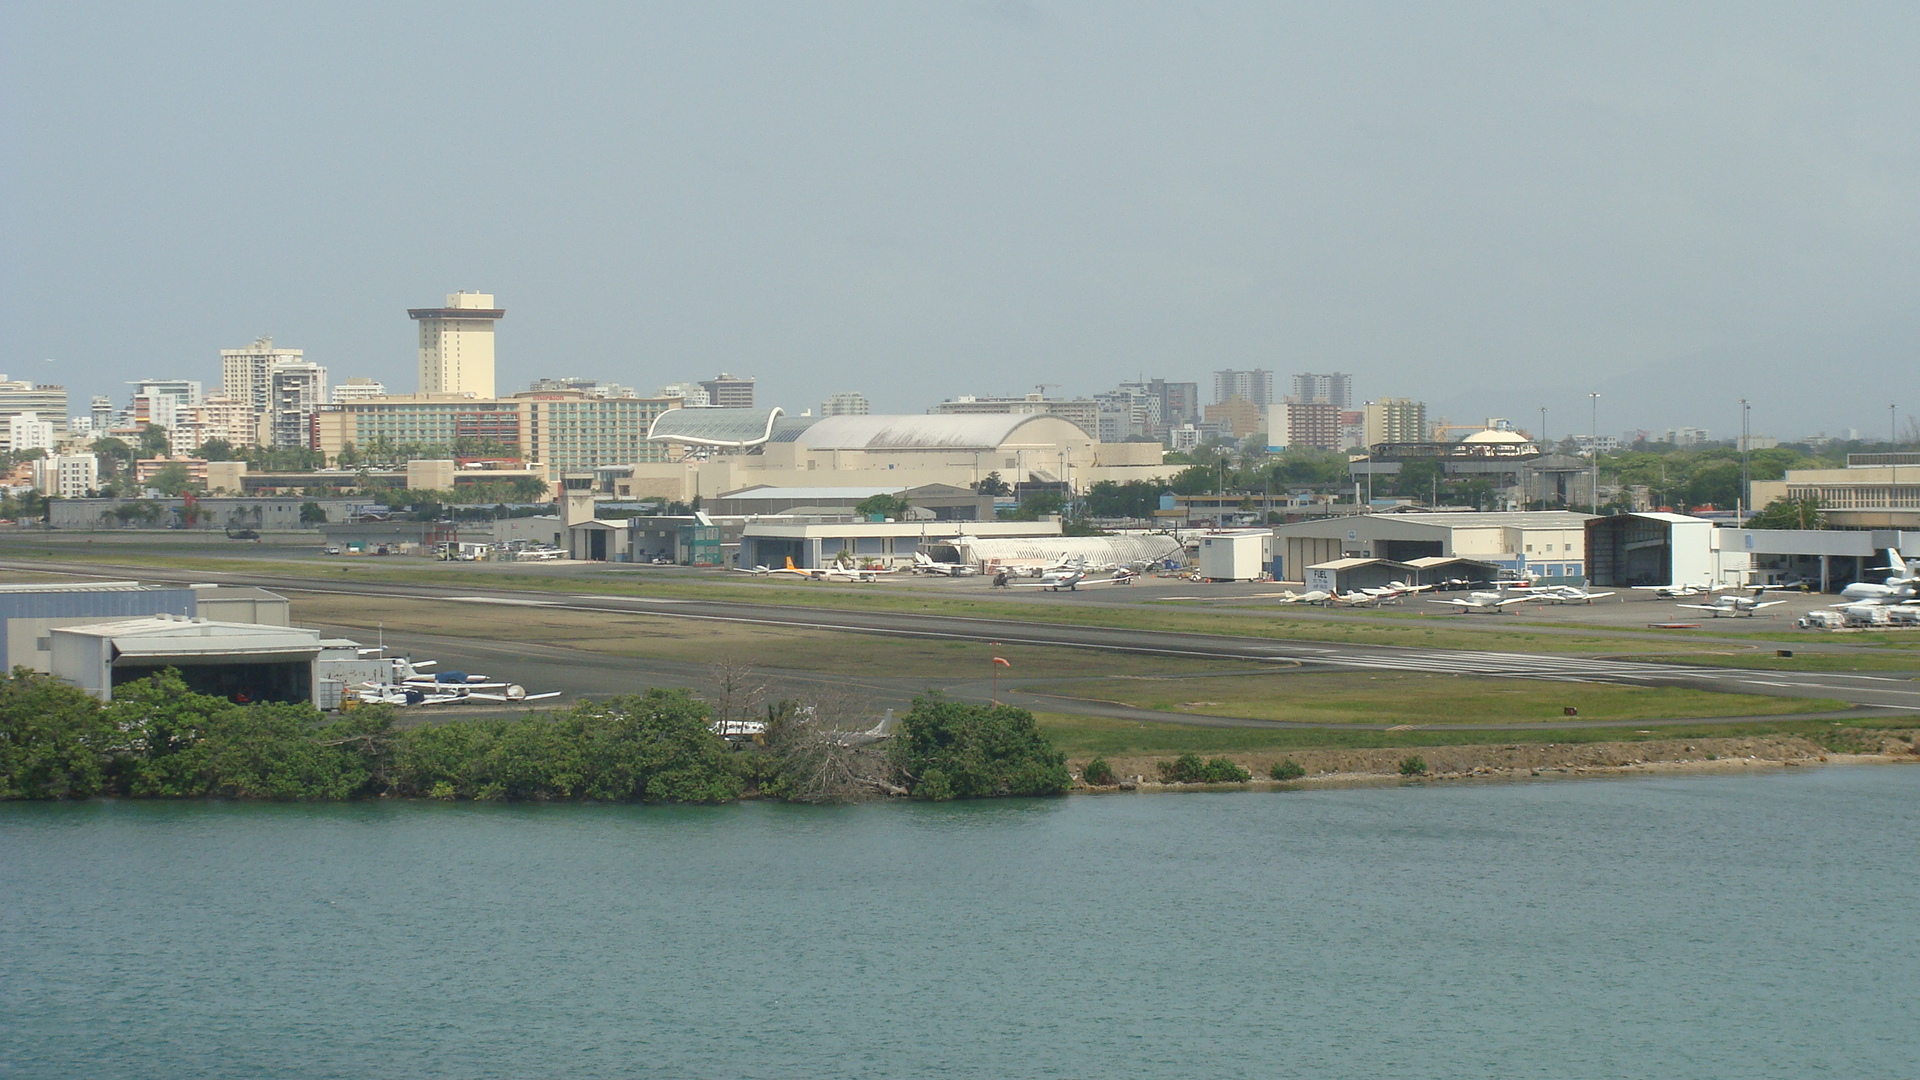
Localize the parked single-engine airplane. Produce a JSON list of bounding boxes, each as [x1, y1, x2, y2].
[[912, 551, 980, 576], [1676, 589, 1788, 618], [1530, 585, 1616, 605], [1007, 558, 1137, 591], [1427, 588, 1534, 614]]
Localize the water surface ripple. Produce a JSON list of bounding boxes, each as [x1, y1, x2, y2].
[[3, 767, 1916, 1078]]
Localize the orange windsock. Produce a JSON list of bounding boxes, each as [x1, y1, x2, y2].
[[992, 656, 1011, 668]]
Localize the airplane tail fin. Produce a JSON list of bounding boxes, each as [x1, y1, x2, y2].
[[785, 556, 799, 571]]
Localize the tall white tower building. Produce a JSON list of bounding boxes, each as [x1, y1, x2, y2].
[[220, 338, 304, 415], [410, 291, 502, 398]]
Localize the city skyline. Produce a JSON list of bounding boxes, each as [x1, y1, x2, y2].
[[7, 4, 1919, 439]]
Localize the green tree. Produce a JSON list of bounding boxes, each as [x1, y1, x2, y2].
[[0, 670, 115, 799], [299, 501, 328, 524], [973, 471, 1012, 496], [888, 695, 1070, 800], [91, 436, 134, 481], [1745, 495, 1826, 530], [194, 438, 237, 461], [147, 462, 196, 496], [138, 424, 172, 458], [854, 493, 911, 518], [390, 690, 741, 803]]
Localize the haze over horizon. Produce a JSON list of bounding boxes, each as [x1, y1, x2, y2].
[[5, 2, 1917, 441]]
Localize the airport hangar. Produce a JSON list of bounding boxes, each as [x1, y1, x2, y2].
[[622, 409, 1175, 503], [1270, 510, 1594, 584], [1585, 513, 1920, 591]]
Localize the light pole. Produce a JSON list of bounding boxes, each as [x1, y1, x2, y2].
[[1739, 398, 1751, 520], [1588, 392, 1599, 513]]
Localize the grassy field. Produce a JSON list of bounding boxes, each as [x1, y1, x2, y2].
[[1043, 671, 1848, 725], [1035, 711, 1893, 757], [287, 592, 1247, 680], [0, 539, 1785, 658], [6, 538, 1917, 673]]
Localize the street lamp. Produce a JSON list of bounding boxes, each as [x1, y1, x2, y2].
[[1588, 392, 1599, 513], [1740, 398, 1751, 519]]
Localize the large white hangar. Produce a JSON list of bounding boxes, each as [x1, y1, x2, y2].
[[1270, 510, 1594, 584], [51, 617, 326, 705], [630, 409, 1174, 501]]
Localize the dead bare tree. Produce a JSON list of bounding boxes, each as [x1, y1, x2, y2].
[[766, 681, 904, 801], [702, 657, 766, 734]]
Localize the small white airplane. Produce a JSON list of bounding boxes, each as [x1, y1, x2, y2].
[[1007, 558, 1137, 591], [1530, 585, 1616, 605], [1272, 589, 1332, 605], [734, 556, 891, 582], [912, 551, 980, 577], [1633, 582, 1727, 599], [1839, 548, 1916, 604], [1427, 588, 1534, 614], [1677, 590, 1788, 618]]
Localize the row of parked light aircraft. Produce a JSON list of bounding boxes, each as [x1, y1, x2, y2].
[[1268, 580, 1617, 612]]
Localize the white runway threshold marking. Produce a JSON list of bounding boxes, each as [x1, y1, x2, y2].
[[441, 596, 558, 606]]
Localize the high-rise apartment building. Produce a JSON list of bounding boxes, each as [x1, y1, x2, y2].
[[331, 378, 388, 404], [1213, 369, 1273, 406], [90, 396, 114, 434], [1112, 379, 1198, 438], [220, 338, 305, 416], [411, 291, 503, 399], [32, 453, 98, 499], [529, 378, 638, 399], [699, 373, 756, 409], [6, 412, 55, 453], [820, 391, 870, 417], [314, 390, 679, 478], [1291, 372, 1352, 409], [929, 394, 1100, 434], [0, 378, 68, 440], [1362, 398, 1428, 445], [657, 383, 711, 407], [1268, 400, 1342, 451], [132, 379, 203, 408], [172, 393, 259, 454], [269, 362, 328, 448]]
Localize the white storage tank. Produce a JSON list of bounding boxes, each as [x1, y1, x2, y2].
[[1197, 531, 1273, 582]]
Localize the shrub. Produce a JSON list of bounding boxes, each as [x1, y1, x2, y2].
[[1398, 755, 1428, 776], [1158, 753, 1251, 784], [1271, 758, 1306, 781], [1158, 752, 1206, 783], [889, 695, 1070, 799], [1082, 756, 1115, 786]]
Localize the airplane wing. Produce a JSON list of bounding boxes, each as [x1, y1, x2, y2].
[[1495, 596, 1533, 606], [1583, 591, 1615, 600], [1751, 600, 1788, 610], [1674, 603, 1723, 612], [1427, 598, 1475, 607]]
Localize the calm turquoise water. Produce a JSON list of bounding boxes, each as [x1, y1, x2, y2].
[[3, 767, 1917, 1079]]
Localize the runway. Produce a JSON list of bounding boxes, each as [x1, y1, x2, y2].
[[11, 556, 1918, 720]]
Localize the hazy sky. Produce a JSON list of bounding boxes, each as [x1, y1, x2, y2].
[[5, 2, 1917, 438]]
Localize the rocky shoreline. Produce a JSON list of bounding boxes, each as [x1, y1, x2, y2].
[[1075, 730, 1920, 792]]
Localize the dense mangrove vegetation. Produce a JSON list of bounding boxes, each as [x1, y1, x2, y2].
[[0, 671, 1070, 804]]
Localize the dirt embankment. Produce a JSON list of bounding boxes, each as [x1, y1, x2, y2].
[[1080, 731, 1920, 791]]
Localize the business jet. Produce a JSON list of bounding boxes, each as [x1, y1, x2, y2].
[[1839, 549, 1916, 604]]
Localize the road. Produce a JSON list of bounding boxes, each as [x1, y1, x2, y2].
[[10, 556, 1918, 722]]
